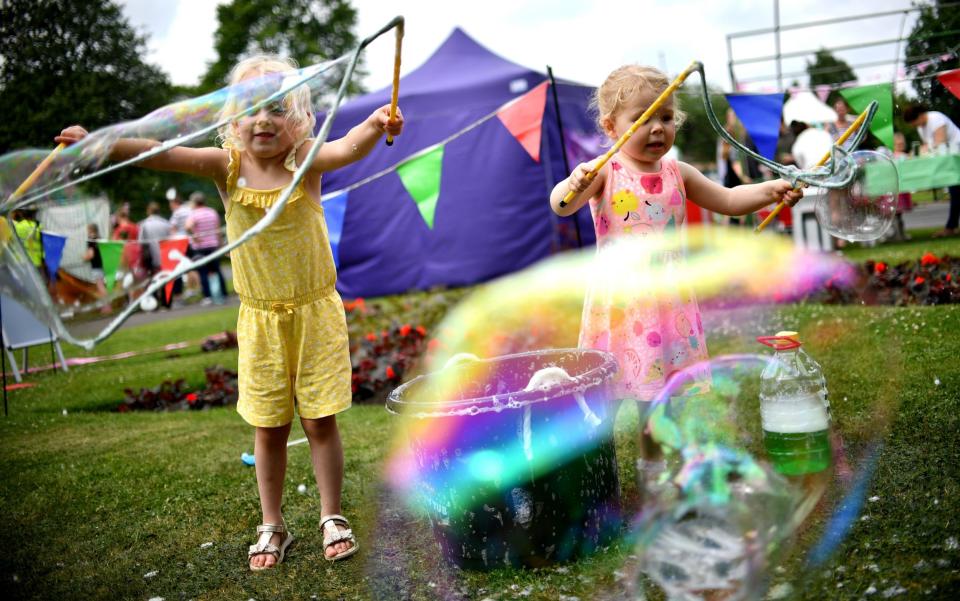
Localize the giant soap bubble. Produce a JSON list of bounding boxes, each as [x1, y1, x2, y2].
[[814, 150, 899, 242], [377, 228, 896, 599]]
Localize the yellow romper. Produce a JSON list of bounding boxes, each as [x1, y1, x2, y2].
[[225, 146, 351, 427]]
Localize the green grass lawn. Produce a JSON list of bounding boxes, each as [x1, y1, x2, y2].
[[1, 290, 959, 598], [841, 227, 959, 265]]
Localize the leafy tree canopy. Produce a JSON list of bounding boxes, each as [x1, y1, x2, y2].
[[199, 0, 365, 96], [904, 0, 960, 123], [0, 0, 173, 153], [806, 49, 857, 105]]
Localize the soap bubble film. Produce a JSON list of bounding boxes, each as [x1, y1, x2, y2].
[[0, 59, 345, 348], [814, 150, 899, 242], [376, 227, 903, 598]]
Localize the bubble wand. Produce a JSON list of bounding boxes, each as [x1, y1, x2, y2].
[[8, 143, 66, 201], [754, 110, 870, 233], [558, 61, 701, 208], [385, 18, 404, 146]]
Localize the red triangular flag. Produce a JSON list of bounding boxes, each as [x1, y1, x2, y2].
[[158, 238, 190, 303], [496, 81, 548, 162], [937, 69, 960, 102]]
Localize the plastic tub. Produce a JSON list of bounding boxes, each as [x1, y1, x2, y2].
[[386, 348, 622, 569]]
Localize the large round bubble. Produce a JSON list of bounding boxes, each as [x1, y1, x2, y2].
[[814, 150, 899, 242], [378, 228, 892, 599]]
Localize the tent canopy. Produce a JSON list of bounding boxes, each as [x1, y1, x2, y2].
[[321, 28, 599, 298]]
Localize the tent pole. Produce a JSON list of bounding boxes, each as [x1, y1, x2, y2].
[[546, 66, 583, 249]]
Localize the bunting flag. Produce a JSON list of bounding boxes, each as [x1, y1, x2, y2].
[[839, 83, 893, 149], [725, 93, 784, 160], [97, 240, 124, 293], [496, 81, 548, 162], [937, 68, 960, 102], [397, 145, 444, 229], [158, 238, 190, 302], [814, 85, 832, 103], [40, 232, 66, 282], [322, 191, 348, 269]]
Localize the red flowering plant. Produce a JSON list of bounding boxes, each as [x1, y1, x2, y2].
[[813, 253, 959, 306], [117, 366, 238, 412], [349, 321, 428, 404]]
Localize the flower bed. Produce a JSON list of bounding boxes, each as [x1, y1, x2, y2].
[[811, 253, 959, 306], [117, 366, 237, 412]]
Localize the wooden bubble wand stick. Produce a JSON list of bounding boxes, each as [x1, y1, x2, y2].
[[559, 60, 701, 208], [385, 18, 404, 146], [9, 143, 66, 202], [754, 109, 869, 233]]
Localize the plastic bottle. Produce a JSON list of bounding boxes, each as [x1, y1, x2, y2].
[[757, 331, 831, 476]]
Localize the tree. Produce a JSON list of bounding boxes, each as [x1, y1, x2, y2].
[[675, 83, 730, 166], [806, 49, 857, 105], [198, 0, 365, 96], [904, 0, 960, 123], [0, 0, 173, 153], [0, 0, 196, 215]]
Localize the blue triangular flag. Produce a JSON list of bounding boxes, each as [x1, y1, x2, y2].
[[725, 93, 784, 161], [40, 231, 67, 282], [322, 191, 348, 269]]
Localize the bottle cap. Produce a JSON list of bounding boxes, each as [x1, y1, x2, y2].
[[757, 332, 801, 350]]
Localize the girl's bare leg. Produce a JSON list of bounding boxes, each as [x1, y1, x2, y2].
[[250, 422, 291, 569]]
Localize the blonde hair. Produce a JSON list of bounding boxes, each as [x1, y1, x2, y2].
[[217, 55, 316, 150], [591, 64, 686, 134]]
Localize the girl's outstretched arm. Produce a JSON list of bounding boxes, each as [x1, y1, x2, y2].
[[678, 161, 801, 217], [55, 125, 228, 183], [550, 160, 606, 217], [305, 105, 404, 173]]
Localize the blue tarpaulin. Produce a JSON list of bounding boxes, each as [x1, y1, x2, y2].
[[322, 28, 600, 298]]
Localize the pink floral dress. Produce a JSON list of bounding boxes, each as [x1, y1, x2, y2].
[[579, 156, 710, 402]]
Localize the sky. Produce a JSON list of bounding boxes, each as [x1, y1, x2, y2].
[[120, 0, 921, 95]]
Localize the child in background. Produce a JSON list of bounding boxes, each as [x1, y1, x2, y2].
[[889, 132, 913, 242], [550, 64, 801, 495], [82, 223, 110, 313], [58, 55, 404, 569]]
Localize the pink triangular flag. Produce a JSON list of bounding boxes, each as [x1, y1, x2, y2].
[[496, 81, 548, 162], [815, 85, 831, 103], [937, 69, 960, 102]]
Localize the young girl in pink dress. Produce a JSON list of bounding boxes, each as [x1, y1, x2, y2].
[[549, 64, 801, 491]]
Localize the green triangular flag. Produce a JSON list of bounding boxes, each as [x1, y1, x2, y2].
[[839, 83, 893, 149], [397, 145, 444, 229], [98, 240, 124, 292]]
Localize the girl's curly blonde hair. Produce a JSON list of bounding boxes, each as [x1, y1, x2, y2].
[[591, 64, 686, 135], [217, 55, 315, 150]]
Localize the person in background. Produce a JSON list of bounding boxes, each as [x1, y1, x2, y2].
[[903, 103, 960, 238], [827, 97, 856, 142], [716, 108, 751, 226], [138, 201, 172, 307], [112, 205, 143, 281], [83, 223, 110, 314], [168, 192, 200, 298], [185, 192, 227, 306], [12, 209, 44, 275], [887, 132, 914, 242]]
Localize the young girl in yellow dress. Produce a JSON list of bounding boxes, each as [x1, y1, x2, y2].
[[58, 55, 404, 569]]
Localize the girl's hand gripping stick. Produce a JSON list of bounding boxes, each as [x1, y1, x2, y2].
[[558, 61, 701, 208], [754, 109, 869, 233], [385, 19, 404, 146]]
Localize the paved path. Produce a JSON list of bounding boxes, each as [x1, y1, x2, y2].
[[67, 295, 240, 338], [904, 201, 949, 230]]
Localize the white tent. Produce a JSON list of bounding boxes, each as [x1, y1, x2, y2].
[[783, 91, 837, 125]]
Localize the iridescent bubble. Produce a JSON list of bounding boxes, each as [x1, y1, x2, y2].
[[0, 59, 345, 348], [814, 150, 899, 242], [384, 229, 863, 589]]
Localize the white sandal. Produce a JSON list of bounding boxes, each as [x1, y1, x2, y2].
[[320, 514, 359, 561], [248, 521, 294, 571]]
